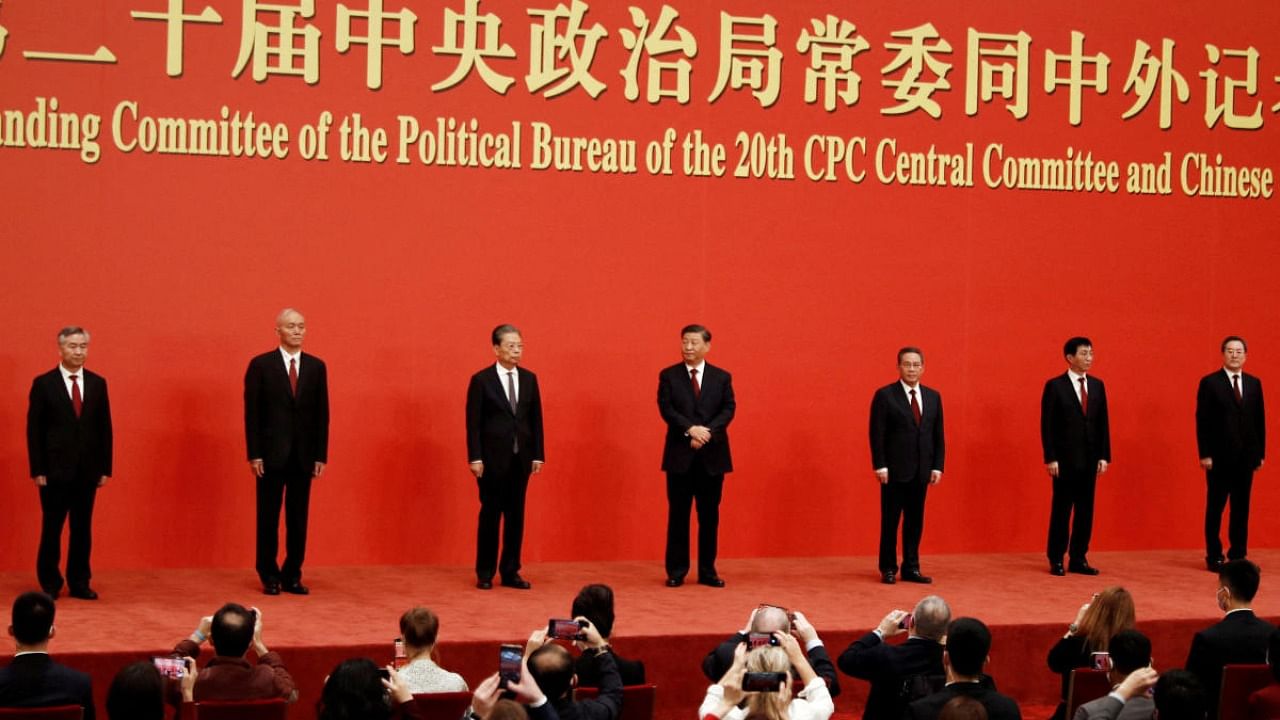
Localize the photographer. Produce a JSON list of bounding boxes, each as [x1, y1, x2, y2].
[[838, 595, 951, 719], [571, 584, 645, 687], [317, 659, 421, 719], [527, 618, 621, 720], [699, 636, 834, 720], [107, 660, 195, 720], [702, 605, 840, 696], [169, 604, 296, 704], [470, 652, 560, 720]]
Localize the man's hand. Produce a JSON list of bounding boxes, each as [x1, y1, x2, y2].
[[472, 674, 504, 719], [196, 616, 213, 642], [98, 475, 110, 487], [251, 607, 268, 656], [179, 657, 198, 702], [1046, 461, 1060, 478], [469, 461, 484, 479], [1097, 460, 1109, 475], [929, 470, 942, 485], [875, 469, 889, 485], [525, 629, 549, 658], [507, 656, 547, 705], [383, 666, 414, 706], [688, 426, 712, 443], [1200, 457, 1213, 470], [32, 475, 47, 488], [577, 617, 608, 650], [791, 610, 818, 645], [690, 438, 705, 450], [313, 462, 325, 478], [531, 461, 544, 475], [250, 459, 265, 478], [1114, 667, 1159, 700], [877, 610, 909, 638]]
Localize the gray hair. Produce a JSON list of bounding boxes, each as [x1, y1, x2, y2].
[[57, 326, 90, 345], [913, 595, 952, 641]]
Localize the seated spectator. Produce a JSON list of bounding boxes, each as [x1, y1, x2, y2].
[[107, 660, 194, 720], [907, 618, 1021, 720], [317, 658, 421, 719], [0, 591, 95, 719], [838, 595, 951, 719], [1072, 630, 1154, 720], [470, 654, 558, 720], [700, 635, 835, 720], [170, 603, 296, 704], [940, 696, 989, 720], [1048, 587, 1137, 720], [527, 619, 621, 720], [703, 604, 840, 696], [397, 607, 468, 694], [1187, 560, 1275, 717], [1248, 628, 1280, 720], [1155, 670, 1207, 720], [1069, 666, 1159, 720], [571, 584, 645, 686]]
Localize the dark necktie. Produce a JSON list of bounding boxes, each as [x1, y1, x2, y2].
[[690, 367, 701, 400], [289, 357, 298, 397], [909, 388, 921, 425], [1233, 374, 1242, 404], [1079, 377, 1089, 415], [70, 374, 83, 418], [507, 371, 519, 453]]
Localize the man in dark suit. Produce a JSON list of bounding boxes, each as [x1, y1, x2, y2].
[[658, 324, 735, 588], [528, 620, 621, 720], [907, 617, 1021, 720], [1186, 559, 1275, 718], [1196, 336, 1265, 572], [467, 324, 544, 590], [701, 605, 841, 696], [870, 346, 945, 585], [838, 595, 951, 720], [1041, 336, 1111, 576], [0, 591, 95, 718], [26, 326, 112, 600], [244, 308, 329, 596]]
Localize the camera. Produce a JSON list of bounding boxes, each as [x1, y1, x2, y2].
[[548, 618, 588, 641], [742, 671, 788, 692]]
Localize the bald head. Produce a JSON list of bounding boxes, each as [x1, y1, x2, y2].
[[275, 308, 306, 352], [750, 606, 792, 635]]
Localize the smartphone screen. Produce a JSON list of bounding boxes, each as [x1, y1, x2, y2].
[[548, 619, 584, 641], [747, 632, 775, 649], [499, 644, 523, 685], [152, 657, 186, 679], [1091, 651, 1112, 671]]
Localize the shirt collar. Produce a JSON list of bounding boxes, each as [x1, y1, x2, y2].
[[279, 346, 301, 364], [900, 380, 921, 394], [58, 364, 82, 381], [684, 360, 706, 376], [495, 362, 518, 375], [14, 650, 50, 658], [1223, 367, 1242, 379], [1067, 369, 1087, 384]]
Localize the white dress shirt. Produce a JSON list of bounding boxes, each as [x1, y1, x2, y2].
[[1223, 367, 1245, 398], [59, 364, 86, 402], [1067, 369, 1088, 405], [495, 362, 519, 400]]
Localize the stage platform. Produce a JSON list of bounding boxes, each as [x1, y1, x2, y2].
[[3, 549, 1277, 720]]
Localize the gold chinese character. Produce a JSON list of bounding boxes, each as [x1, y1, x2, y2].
[[432, 0, 515, 94], [881, 22, 952, 118], [132, 1, 223, 77], [619, 5, 697, 104], [965, 28, 1030, 119], [1201, 45, 1262, 130], [0, 26, 8, 60], [232, 0, 321, 84], [1044, 31, 1109, 126], [708, 12, 782, 108], [337, 0, 416, 90], [525, 0, 607, 98], [23, 46, 117, 64], [795, 14, 869, 112], [1120, 39, 1189, 129]]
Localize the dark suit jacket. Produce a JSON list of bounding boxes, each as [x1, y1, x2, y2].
[[27, 368, 112, 481], [907, 682, 1022, 720], [658, 363, 735, 475], [576, 648, 645, 687], [838, 633, 943, 720], [1197, 370, 1266, 469], [552, 651, 621, 720], [1186, 610, 1275, 716], [244, 350, 329, 469], [0, 653, 95, 719], [170, 639, 295, 704], [466, 365, 545, 477], [1041, 373, 1111, 472], [869, 382, 945, 483], [702, 633, 841, 696]]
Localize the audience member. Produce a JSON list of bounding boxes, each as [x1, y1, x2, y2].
[[702, 604, 840, 696], [170, 603, 297, 704], [839, 595, 950, 719], [397, 607, 468, 693], [699, 639, 834, 720], [1247, 628, 1280, 719], [106, 660, 194, 720], [940, 696, 990, 720], [906, 618, 1021, 720], [1186, 560, 1275, 717], [1155, 670, 1208, 720], [1048, 587, 1137, 720], [0, 591, 95, 719], [470, 654, 558, 720], [571, 584, 645, 686], [1071, 630, 1154, 720], [317, 658, 421, 719], [527, 619, 621, 720]]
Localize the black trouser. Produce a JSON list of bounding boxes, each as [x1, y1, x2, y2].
[[256, 459, 313, 586], [1047, 467, 1097, 563], [37, 475, 98, 592], [1205, 464, 1255, 561], [475, 457, 530, 581], [879, 481, 928, 573], [665, 463, 724, 580]]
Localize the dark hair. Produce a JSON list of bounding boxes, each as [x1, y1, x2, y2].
[[528, 643, 574, 701], [1064, 337, 1093, 357], [1153, 670, 1206, 720], [1220, 559, 1261, 602], [1222, 336, 1248, 353], [1107, 629, 1151, 675], [939, 695, 988, 720], [490, 699, 530, 720], [897, 347, 924, 364], [944, 618, 991, 677], [106, 661, 165, 720], [1269, 628, 1280, 682], [399, 607, 439, 648], [317, 658, 393, 720], [211, 603, 255, 658], [491, 324, 521, 346], [571, 584, 615, 639], [681, 324, 711, 342], [11, 591, 55, 645]]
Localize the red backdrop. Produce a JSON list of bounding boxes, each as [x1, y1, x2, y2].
[[2, 0, 1278, 572]]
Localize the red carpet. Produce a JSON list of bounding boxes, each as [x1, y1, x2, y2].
[[2, 549, 1276, 720]]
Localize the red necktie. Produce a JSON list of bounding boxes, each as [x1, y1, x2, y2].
[[289, 358, 298, 397], [1079, 377, 1089, 415], [690, 367, 701, 400], [1233, 374, 1242, 404], [909, 388, 921, 425], [70, 374, 83, 418]]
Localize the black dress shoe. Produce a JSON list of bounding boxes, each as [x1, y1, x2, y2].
[[697, 575, 726, 588], [283, 582, 310, 595], [501, 576, 532, 590], [263, 582, 281, 595], [1050, 563, 1066, 576], [476, 579, 493, 590], [665, 577, 684, 587], [1207, 557, 1225, 572], [41, 587, 61, 600], [901, 571, 933, 584], [68, 587, 98, 600], [882, 571, 897, 585], [1068, 562, 1100, 576]]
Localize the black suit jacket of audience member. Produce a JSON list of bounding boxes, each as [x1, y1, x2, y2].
[[576, 648, 645, 687], [0, 653, 96, 720], [1186, 609, 1276, 717], [701, 632, 842, 696], [466, 365, 545, 477], [244, 350, 329, 469], [838, 632, 943, 720], [869, 381, 945, 483], [1196, 370, 1266, 468], [658, 362, 735, 475], [906, 682, 1023, 720], [27, 368, 112, 481], [551, 650, 622, 720], [1041, 373, 1111, 472]]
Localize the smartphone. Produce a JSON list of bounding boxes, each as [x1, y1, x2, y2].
[[742, 671, 788, 692], [499, 644, 523, 686], [548, 618, 587, 641], [152, 657, 186, 679], [898, 614, 915, 630], [747, 632, 778, 649], [393, 637, 407, 669], [1091, 651, 1112, 671]]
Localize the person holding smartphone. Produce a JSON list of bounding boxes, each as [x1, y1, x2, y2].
[[699, 636, 834, 720], [526, 619, 620, 720], [1046, 587, 1136, 720]]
